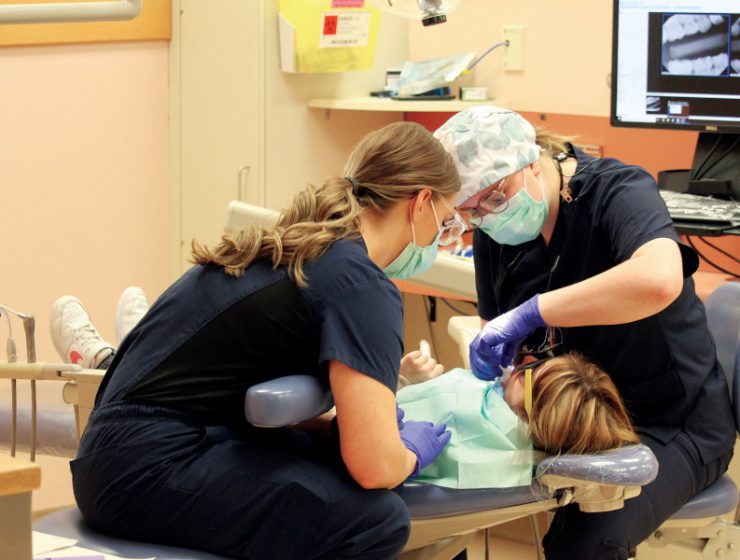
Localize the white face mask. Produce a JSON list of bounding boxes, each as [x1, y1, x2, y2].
[[478, 173, 549, 245]]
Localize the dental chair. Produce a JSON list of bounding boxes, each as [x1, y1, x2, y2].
[[26, 201, 660, 559], [646, 281, 740, 559], [244, 376, 658, 560]]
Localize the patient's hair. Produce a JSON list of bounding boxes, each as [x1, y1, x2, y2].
[[191, 121, 460, 285], [527, 353, 639, 455]]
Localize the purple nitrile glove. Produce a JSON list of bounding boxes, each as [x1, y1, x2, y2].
[[469, 294, 547, 380], [398, 417, 452, 477], [468, 336, 500, 381], [396, 405, 405, 429]]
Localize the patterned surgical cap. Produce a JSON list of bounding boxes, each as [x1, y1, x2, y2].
[[434, 105, 541, 206]]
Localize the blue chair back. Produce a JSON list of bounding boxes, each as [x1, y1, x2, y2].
[[704, 282, 740, 435]]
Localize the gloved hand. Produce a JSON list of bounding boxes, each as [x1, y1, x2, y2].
[[398, 414, 452, 477], [396, 405, 405, 429], [469, 294, 547, 380]]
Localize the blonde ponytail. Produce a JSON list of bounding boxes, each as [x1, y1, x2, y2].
[[534, 127, 577, 158]]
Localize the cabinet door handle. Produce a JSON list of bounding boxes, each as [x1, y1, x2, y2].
[[238, 165, 251, 201]]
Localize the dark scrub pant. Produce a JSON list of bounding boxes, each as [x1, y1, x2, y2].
[[71, 403, 410, 560], [543, 432, 733, 559]]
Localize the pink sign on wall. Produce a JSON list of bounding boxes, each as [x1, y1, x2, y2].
[[331, 0, 364, 7]]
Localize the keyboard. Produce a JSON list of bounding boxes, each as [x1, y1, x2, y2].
[[659, 191, 740, 225]]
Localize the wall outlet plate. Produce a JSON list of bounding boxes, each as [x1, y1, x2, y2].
[[503, 25, 524, 71]]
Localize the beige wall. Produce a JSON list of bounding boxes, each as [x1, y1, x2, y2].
[[0, 41, 170, 363], [262, 4, 409, 210], [410, 0, 613, 116], [0, 41, 169, 512]]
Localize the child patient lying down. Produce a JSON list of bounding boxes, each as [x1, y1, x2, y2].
[[396, 352, 639, 489]]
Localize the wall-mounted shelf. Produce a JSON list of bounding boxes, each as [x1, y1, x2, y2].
[[307, 97, 502, 113]]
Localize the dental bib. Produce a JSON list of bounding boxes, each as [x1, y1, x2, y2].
[[397, 368, 534, 489]]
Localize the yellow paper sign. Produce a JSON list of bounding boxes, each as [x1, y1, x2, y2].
[[279, 0, 380, 73]]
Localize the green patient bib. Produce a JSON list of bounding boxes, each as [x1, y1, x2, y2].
[[397, 368, 534, 489]]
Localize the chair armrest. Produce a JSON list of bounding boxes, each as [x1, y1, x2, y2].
[[244, 375, 334, 428], [447, 315, 482, 370], [535, 444, 659, 512]]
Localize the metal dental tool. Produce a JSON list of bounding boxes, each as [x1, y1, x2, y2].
[[1, 305, 18, 457], [1, 305, 38, 460]]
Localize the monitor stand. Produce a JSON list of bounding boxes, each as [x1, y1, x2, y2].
[[687, 132, 740, 201]]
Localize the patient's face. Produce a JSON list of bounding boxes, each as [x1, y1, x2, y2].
[[503, 355, 539, 419], [503, 369, 525, 417]]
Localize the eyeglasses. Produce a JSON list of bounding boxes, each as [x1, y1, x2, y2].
[[434, 196, 468, 247], [506, 327, 562, 419], [514, 326, 562, 371], [500, 365, 533, 419], [459, 176, 512, 230]]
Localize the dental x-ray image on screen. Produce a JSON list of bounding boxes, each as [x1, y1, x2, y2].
[[612, 0, 740, 199], [642, 10, 739, 124], [612, 0, 740, 133], [661, 14, 732, 76]]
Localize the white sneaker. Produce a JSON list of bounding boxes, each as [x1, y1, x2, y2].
[[49, 296, 114, 368], [115, 286, 150, 345]]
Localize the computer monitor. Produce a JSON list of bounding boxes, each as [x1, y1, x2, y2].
[[611, 0, 740, 199]]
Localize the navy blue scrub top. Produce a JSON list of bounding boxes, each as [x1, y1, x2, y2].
[[94, 238, 404, 427], [473, 145, 735, 464]]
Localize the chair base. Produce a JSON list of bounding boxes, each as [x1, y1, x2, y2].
[[647, 518, 739, 559], [403, 497, 560, 554]]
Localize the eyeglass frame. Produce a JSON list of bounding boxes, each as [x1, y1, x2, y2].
[[456, 170, 529, 230], [515, 326, 562, 367], [433, 195, 468, 247], [499, 326, 562, 418], [499, 365, 534, 419]]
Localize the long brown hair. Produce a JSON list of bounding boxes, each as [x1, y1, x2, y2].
[[191, 122, 460, 285], [528, 353, 639, 455]]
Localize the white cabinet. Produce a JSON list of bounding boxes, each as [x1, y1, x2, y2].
[[169, 2, 410, 277], [174, 0, 264, 271]]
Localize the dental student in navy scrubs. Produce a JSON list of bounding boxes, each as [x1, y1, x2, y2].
[[70, 121, 467, 559], [435, 105, 735, 559]]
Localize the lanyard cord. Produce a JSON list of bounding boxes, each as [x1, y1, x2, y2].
[[494, 246, 522, 316]]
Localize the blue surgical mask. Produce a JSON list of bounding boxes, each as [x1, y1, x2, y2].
[[479, 173, 548, 245], [384, 200, 443, 280]]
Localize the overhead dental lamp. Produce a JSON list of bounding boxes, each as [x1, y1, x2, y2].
[[370, 0, 461, 26]]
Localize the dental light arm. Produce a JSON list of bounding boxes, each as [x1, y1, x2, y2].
[[371, 0, 461, 27]]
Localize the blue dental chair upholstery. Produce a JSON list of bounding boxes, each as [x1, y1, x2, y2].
[[647, 281, 740, 556], [34, 511, 230, 559], [34, 373, 659, 560], [241, 376, 658, 559]]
